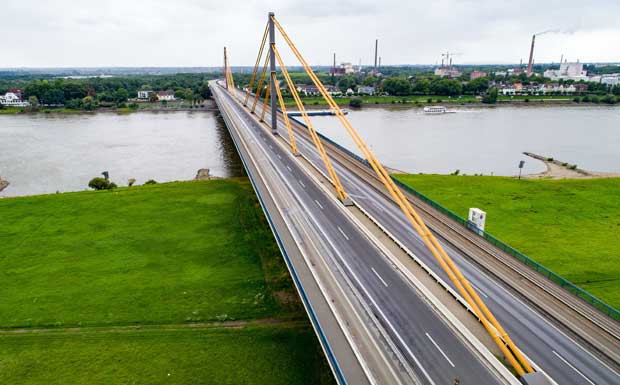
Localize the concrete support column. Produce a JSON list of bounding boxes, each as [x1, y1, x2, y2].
[[269, 12, 278, 135]]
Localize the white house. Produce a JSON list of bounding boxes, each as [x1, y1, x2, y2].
[[156, 91, 175, 101], [137, 90, 153, 99], [358, 86, 375, 95], [544, 62, 588, 81], [0, 92, 29, 107]]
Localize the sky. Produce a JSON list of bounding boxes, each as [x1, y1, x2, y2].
[[2, 0, 619, 68]]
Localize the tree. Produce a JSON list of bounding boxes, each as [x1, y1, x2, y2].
[[28, 96, 39, 111], [199, 82, 212, 99], [88, 177, 111, 190], [431, 79, 462, 96], [482, 87, 498, 104], [381, 77, 411, 96], [82, 96, 97, 110], [411, 78, 431, 94], [362, 75, 378, 86], [337, 75, 356, 91], [148, 92, 159, 103], [113, 88, 129, 104], [465, 77, 489, 95]]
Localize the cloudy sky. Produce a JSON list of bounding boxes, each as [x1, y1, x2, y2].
[[3, 0, 619, 68]]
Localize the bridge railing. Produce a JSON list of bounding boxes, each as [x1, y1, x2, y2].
[[289, 116, 620, 320]]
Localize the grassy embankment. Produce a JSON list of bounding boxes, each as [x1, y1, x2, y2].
[[394, 174, 620, 309], [0, 179, 334, 385], [284, 94, 577, 108]]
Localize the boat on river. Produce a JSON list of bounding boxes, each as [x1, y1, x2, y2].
[[423, 106, 447, 114]]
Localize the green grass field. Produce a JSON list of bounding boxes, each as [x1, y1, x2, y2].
[[393, 174, 620, 309], [0, 179, 334, 384]]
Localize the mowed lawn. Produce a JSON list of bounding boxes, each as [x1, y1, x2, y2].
[[0, 179, 334, 384], [394, 174, 620, 309]]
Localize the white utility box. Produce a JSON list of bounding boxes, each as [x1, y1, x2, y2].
[[468, 208, 486, 235]]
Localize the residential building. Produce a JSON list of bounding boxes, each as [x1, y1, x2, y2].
[[601, 74, 620, 86], [0, 92, 29, 107], [358, 86, 375, 95], [156, 90, 175, 101], [137, 90, 153, 99], [470, 71, 487, 80], [296, 84, 320, 96]]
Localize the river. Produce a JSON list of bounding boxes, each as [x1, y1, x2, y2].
[[309, 105, 620, 176], [0, 111, 243, 197], [1, 106, 619, 197]]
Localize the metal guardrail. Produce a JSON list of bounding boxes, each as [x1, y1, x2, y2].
[[288, 116, 620, 321]]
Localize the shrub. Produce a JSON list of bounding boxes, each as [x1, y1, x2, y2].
[[524, 98, 530, 103], [547, 157, 554, 161], [562, 162, 568, 166], [582, 95, 591, 102], [590, 95, 600, 104], [349, 98, 362, 108], [144, 179, 158, 185], [88, 177, 110, 190], [108, 182, 118, 189], [569, 164, 578, 170], [601, 94, 617, 104], [573, 96, 581, 103], [451, 169, 460, 176], [427, 98, 432, 103]]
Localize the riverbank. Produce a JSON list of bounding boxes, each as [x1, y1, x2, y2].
[[524, 152, 620, 179], [0, 179, 334, 384], [393, 174, 620, 309], [0, 99, 218, 115], [284, 94, 618, 109]]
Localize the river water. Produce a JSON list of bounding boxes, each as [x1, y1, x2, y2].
[[0, 111, 243, 197], [1, 106, 619, 197], [310, 105, 620, 176]]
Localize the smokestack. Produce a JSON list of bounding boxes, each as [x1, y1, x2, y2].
[[527, 34, 535, 75], [374, 39, 378, 71], [378, 57, 381, 68], [449, 57, 453, 67], [560, 54, 563, 66], [332, 53, 336, 76], [441, 58, 444, 67]]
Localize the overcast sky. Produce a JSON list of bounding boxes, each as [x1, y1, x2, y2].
[[3, 0, 619, 68]]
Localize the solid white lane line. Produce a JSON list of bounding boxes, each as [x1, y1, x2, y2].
[[470, 282, 488, 298], [314, 200, 324, 209], [337, 226, 350, 241], [426, 333, 455, 368], [552, 351, 596, 385], [371, 268, 389, 287]]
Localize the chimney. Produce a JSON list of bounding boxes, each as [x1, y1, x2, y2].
[[527, 34, 536, 75], [374, 39, 378, 71]]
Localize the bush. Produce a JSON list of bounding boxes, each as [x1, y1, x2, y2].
[[451, 169, 460, 176], [573, 96, 581, 103], [569, 164, 578, 170], [88, 177, 111, 190], [427, 98, 432, 103], [482, 88, 499, 104], [144, 179, 158, 185], [524, 98, 530, 103], [601, 94, 617, 104], [546, 157, 554, 161], [591, 95, 600, 104], [349, 98, 362, 108], [582, 95, 591, 102]]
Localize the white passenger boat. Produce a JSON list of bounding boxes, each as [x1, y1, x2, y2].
[[423, 105, 447, 114]]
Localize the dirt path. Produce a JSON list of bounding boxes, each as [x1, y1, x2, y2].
[[524, 152, 620, 179], [0, 318, 309, 336]]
